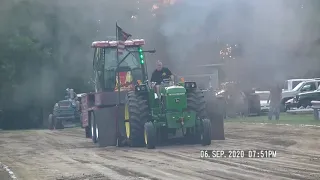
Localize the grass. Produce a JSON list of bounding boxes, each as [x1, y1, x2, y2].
[[225, 113, 320, 125]]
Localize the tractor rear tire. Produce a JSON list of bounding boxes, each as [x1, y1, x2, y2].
[[200, 119, 212, 146], [187, 89, 207, 119], [85, 126, 91, 138], [90, 112, 98, 143], [205, 95, 225, 140], [48, 114, 54, 130], [186, 89, 208, 144], [126, 91, 149, 147], [144, 122, 156, 149]]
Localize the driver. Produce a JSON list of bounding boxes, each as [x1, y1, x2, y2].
[[65, 88, 70, 99], [66, 88, 77, 100], [151, 60, 174, 97]]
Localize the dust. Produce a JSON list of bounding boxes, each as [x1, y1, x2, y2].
[[0, 123, 319, 180]]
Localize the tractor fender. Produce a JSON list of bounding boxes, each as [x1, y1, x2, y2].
[[93, 107, 120, 147]]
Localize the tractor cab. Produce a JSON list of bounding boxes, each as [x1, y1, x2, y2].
[[91, 39, 147, 93]]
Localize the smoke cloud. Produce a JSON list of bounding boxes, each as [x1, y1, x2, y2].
[[3, 0, 320, 110], [159, 0, 320, 87]]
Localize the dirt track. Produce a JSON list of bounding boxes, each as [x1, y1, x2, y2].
[[0, 122, 319, 180]]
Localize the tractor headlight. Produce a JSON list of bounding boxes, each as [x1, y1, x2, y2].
[[135, 85, 147, 92], [184, 82, 197, 89]]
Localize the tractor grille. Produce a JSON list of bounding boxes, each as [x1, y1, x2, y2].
[[55, 107, 75, 117], [59, 101, 71, 107]]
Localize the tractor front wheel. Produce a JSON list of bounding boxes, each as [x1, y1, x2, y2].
[[186, 89, 208, 144], [200, 119, 212, 146], [144, 122, 156, 149], [187, 90, 207, 119]]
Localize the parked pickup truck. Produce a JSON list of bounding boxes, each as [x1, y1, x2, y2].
[[281, 79, 320, 111], [292, 85, 320, 108], [283, 79, 312, 91]]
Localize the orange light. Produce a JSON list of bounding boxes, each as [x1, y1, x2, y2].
[[180, 77, 185, 82]]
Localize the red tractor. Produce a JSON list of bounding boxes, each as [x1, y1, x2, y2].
[[80, 39, 156, 146]]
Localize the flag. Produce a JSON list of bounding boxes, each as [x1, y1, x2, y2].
[[117, 41, 125, 55], [116, 24, 132, 54], [116, 24, 132, 41]]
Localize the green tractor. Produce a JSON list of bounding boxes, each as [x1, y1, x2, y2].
[[82, 39, 215, 149], [125, 79, 212, 149]]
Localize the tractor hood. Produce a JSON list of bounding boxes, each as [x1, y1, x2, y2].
[[164, 86, 186, 95], [163, 85, 187, 112], [58, 100, 72, 107]]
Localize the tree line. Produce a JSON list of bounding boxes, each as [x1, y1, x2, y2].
[[0, 0, 319, 129]]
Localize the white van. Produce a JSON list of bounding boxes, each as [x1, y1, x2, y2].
[[255, 91, 270, 112]]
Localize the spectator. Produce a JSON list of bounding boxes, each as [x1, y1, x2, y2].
[[267, 83, 282, 120]]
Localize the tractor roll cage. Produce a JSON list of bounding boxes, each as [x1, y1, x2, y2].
[[117, 48, 156, 84]]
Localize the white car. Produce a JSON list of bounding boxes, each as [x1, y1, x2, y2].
[[260, 100, 270, 112], [255, 91, 270, 112]]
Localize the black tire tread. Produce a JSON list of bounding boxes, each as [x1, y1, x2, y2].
[[186, 89, 208, 144], [187, 89, 207, 119], [85, 126, 91, 138], [201, 118, 212, 145], [144, 122, 156, 149], [127, 91, 149, 147]]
